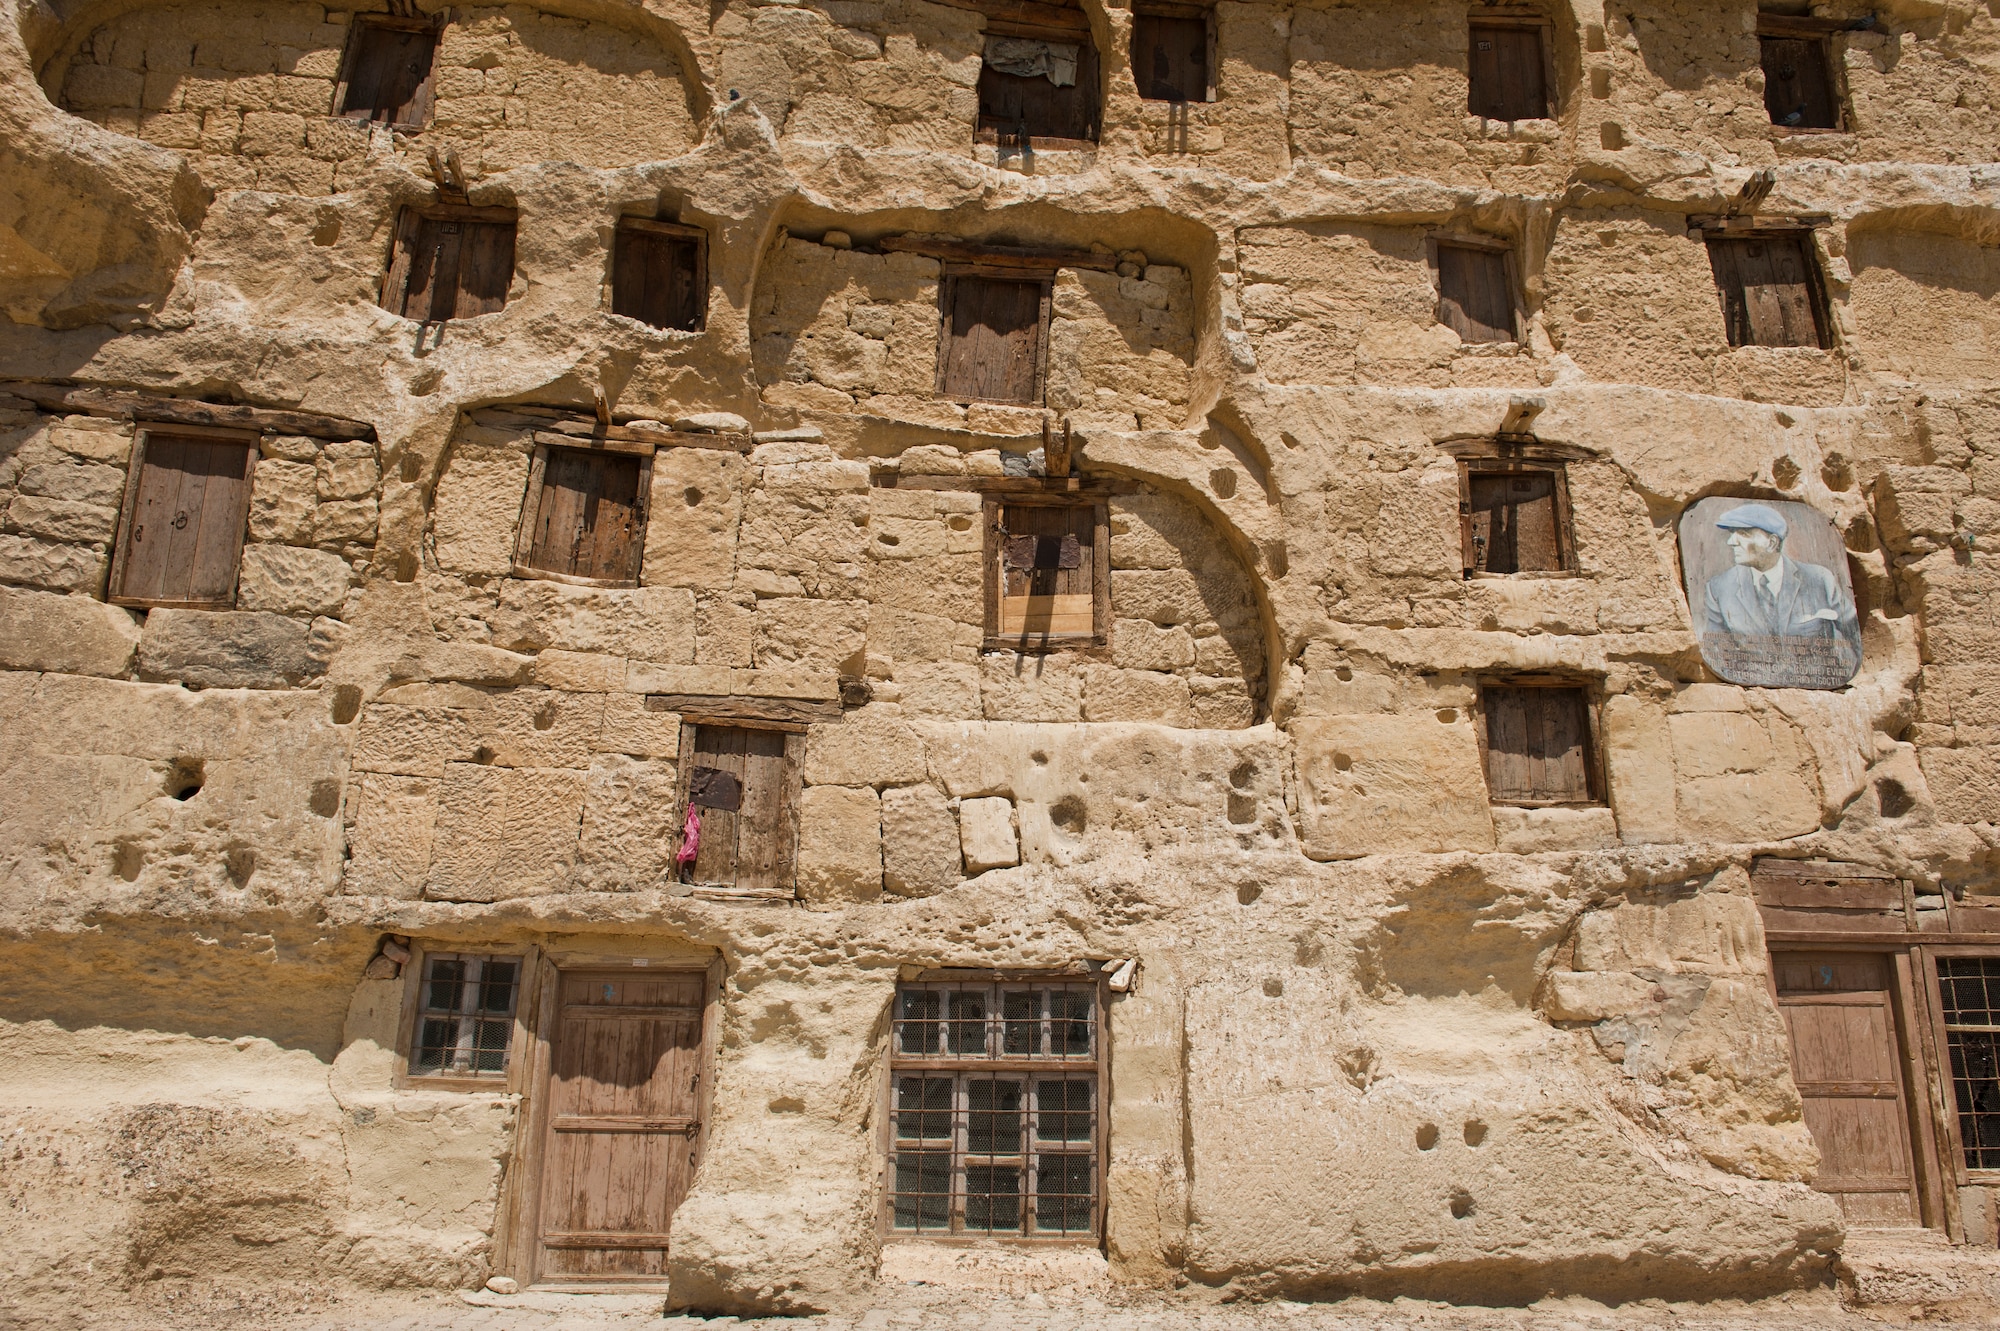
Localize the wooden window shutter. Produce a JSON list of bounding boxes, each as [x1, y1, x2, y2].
[[515, 444, 650, 585], [1467, 22, 1547, 122], [109, 429, 257, 608], [1705, 234, 1828, 349], [677, 724, 802, 893], [611, 219, 707, 332], [1464, 466, 1565, 573], [937, 274, 1048, 405], [1434, 243, 1516, 344], [977, 34, 1101, 143], [1481, 685, 1595, 804], [1760, 35, 1839, 129], [1132, 13, 1209, 103], [335, 18, 440, 129], [991, 501, 1101, 647], [383, 207, 518, 322]]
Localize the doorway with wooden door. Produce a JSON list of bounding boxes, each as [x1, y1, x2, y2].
[[520, 966, 710, 1286]]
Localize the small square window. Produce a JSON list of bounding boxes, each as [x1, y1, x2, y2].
[[513, 442, 651, 585], [1468, 20, 1548, 122], [409, 951, 522, 1081], [108, 427, 258, 609], [334, 17, 439, 129], [674, 722, 802, 895], [888, 978, 1102, 1240], [1759, 33, 1841, 129], [1459, 460, 1571, 575], [1433, 240, 1518, 344], [977, 31, 1101, 145], [381, 205, 517, 323], [1132, 10, 1211, 103], [1704, 232, 1830, 349], [937, 272, 1050, 405], [985, 498, 1108, 651], [1479, 682, 1600, 805], [611, 219, 707, 332]]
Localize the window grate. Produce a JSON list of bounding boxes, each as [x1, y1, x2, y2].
[[889, 980, 1100, 1239], [1939, 957, 2000, 1170], [413, 953, 521, 1078]]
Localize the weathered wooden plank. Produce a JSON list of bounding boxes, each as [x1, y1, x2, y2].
[[884, 236, 1117, 271], [644, 695, 840, 724], [0, 380, 375, 441], [538, 421, 752, 453]]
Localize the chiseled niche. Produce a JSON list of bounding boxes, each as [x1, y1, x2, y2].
[[53, 2, 698, 197]]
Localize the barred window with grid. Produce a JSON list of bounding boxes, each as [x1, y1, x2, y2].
[[889, 979, 1101, 1240], [1939, 957, 2000, 1171], [412, 953, 521, 1079]]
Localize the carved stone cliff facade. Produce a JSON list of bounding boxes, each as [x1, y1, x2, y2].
[[4, 0, 2000, 1313]]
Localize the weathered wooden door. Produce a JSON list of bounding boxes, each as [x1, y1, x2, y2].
[[523, 447, 645, 582], [112, 433, 256, 607], [1468, 23, 1544, 122], [1773, 951, 1924, 1226], [533, 968, 706, 1281], [939, 275, 1045, 404]]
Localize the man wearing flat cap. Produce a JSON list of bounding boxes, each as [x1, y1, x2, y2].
[[1699, 502, 1862, 687]]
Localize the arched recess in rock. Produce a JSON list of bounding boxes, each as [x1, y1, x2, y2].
[[40, 0, 706, 198]]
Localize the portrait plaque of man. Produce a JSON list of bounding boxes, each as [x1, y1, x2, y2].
[[1677, 498, 1862, 689]]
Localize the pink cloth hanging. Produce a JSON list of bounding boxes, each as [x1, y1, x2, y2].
[[675, 804, 701, 875]]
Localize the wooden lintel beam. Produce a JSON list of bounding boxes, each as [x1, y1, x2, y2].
[[924, 0, 1091, 32], [881, 235, 1119, 271], [540, 419, 752, 453], [0, 380, 377, 442], [643, 695, 840, 725]]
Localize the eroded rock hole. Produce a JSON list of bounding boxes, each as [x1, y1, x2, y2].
[[1416, 1123, 1439, 1151], [533, 701, 557, 731], [225, 847, 257, 886], [1463, 1120, 1487, 1147], [1230, 761, 1256, 789], [309, 779, 342, 818], [1262, 978, 1284, 997], [1772, 455, 1802, 490], [1031, 750, 1049, 766], [948, 515, 973, 531], [1050, 795, 1087, 835], [474, 746, 496, 764], [1335, 667, 1353, 681], [684, 487, 702, 507], [1333, 753, 1352, 772], [878, 533, 900, 547], [1435, 708, 1457, 723], [331, 684, 363, 725], [1237, 884, 1262, 905], [1878, 778, 1915, 819], [1227, 793, 1258, 825], [1209, 468, 1237, 499], [1450, 1188, 1475, 1219], [112, 843, 145, 882], [165, 758, 203, 801]]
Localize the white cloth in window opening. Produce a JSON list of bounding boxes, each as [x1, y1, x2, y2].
[[984, 37, 1078, 86]]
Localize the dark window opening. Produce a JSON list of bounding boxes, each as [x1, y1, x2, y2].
[[1480, 683, 1598, 805], [611, 218, 707, 332], [1705, 233, 1830, 349], [938, 273, 1049, 405], [382, 205, 517, 323], [1468, 21, 1548, 122], [1461, 462, 1569, 574], [516, 444, 648, 584], [890, 980, 1101, 1239], [978, 29, 1101, 144], [1938, 957, 2000, 1171], [109, 429, 257, 609], [1760, 34, 1840, 129], [1132, 11, 1210, 103], [1434, 241, 1517, 344], [336, 18, 440, 128]]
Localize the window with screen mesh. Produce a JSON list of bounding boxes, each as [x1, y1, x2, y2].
[[1938, 957, 2000, 1170], [412, 953, 521, 1079], [889, 979, 1101, 1239]]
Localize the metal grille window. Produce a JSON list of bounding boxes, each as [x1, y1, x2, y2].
[[889, 979, 1101, 1239], [412, 953, 521, 1079], [1939, 957, 2000, 1170]]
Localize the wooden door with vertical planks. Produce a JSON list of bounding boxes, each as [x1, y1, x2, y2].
[[534, 968, 706, 1281], [1773, 951, 1924, 1226]]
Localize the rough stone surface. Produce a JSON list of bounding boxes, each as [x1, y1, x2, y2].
[[0, 585, 139, 676], [235, 544, 353, 618], [137, 609, 319, 689], [795, 783, 880, 906], [957, 796, 1019, 873]]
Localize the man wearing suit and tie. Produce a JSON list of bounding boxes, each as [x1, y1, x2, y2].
[[1699, 502, 1862, 688]]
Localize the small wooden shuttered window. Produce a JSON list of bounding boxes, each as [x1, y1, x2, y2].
[[987, 499, 1108, 650], [1131, 9, 1212, 103], [1467, 21, 1548, 122], [1760, 35, 1840, 129], [409, 952, 521, 1082], [109, 427, 257, 608], [673, 723, 803, 896], [938, 272, 1050, 405], [1459, 461, 1569, 574], [1433, 241, 1517, 344], [514, 443, 651, 585], [1705, 233, 1829, 349], [977, 19, 1101, 145], [381, 205, 517, 323], [889, 977, 1103, 1240], [1480, 683, 1598, 805], [611, 218, 707, 332], [334, 17, 440, 128]]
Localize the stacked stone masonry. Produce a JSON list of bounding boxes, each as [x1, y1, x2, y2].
[[6, 0, 2000, 1318]]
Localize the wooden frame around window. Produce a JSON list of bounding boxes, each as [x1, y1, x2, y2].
[[1695, 222, 1834, 351], [981, 492, 1111, 653], [668, 716, 806, 901], [107, 422, 259, 610], [879, 968, 1108, 1246], [1473, 675, 1605, 807], [610, 216, 709, 333], [392, 943, 539, 1093], [975, 11, 1103, 149], [331, 13, 442, 130], [379, 201, 519, 323], [1756, 13, 1851, 134], [1444, 438, 1581, 579], [935, 265, 1054, 407], [511, 437, 654, 588]]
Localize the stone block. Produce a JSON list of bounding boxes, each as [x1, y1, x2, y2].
[[0, 585, 140, 677], [351, 703, 479, 777], [235, 543, 352, 617], [1602, 694, 1677, 845], [881, 782, 960, 897], [490, 580, 696, 664], [1921, 745, 2000, 823], [1081, 665, 1194, 725], [314, 498, 377, 543], [316, 439, 379, 500], [1543, 971, 1659, 1023], [16, 459, 125, 507], [6, 493, 117, 543], [958, 795, 1019, 872], [1291, 714, 1495, 858], [573, 754, 680, 892], [1110, 618, 1195, 671], [344, 773, 436, 899], [1189, 676, 1257, 729], [1490, 805, 1619, 854], [641, 448, 746, 591], [1110, 568, 1207, 626], [433, 449, 529, 575], [753, 596, 868, 674], [896, 661, 982, 718], [1671, 710, 1821, 842], [387, 641, 535, 687], [980, 653, 1083, 722], [247, 458, 317, 543], [796, 784, 881, 906], [535, 649, 626, 692], [138, 608, 319, 689], [426, 762, 586, 901], [47, 420, 133, 464], [803, 712, 928, 787]]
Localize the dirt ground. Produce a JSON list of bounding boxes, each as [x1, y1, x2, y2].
[[29, 1280, 1996, 1331]]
